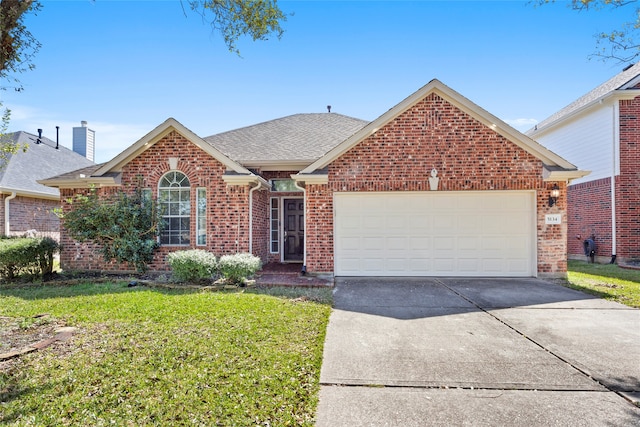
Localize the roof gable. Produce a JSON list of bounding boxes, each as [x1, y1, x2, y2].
[[530, 62, 640, 134], [300, 79, 579, 175], [94, 118, 251, 176]]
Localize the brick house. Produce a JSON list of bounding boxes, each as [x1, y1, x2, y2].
[[527, 63, 640, 265], [1, 126, 94, 239], [41, 80, 587, 277]]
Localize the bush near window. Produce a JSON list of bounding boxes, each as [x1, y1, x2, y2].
[[218, 253, 262, 285], [60, 187, 162, 273], [0, 237, 60, 280], [167, 249, 218, 283]]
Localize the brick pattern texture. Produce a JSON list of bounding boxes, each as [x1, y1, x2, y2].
[[305, 93, 567, 276], [617, 97, 640, 261], [566, 178, 612, 261], [0, 194, 60, 238]]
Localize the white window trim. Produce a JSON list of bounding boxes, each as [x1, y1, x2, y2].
[[270, 197, 279, 253], [196, 187, 206, 246]]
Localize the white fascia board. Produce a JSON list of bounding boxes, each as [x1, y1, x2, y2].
[[37, 176, 120, 189], [290, 173, 328, 185], [240, 160, 312, 172], [1, 187, 60, 200], [222, 173, 270, 188], [94, 118, 251, 176], [531, 90, 640, 137], [543, 167, 591, 183]]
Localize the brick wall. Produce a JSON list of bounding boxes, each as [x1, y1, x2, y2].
[[305, 93, 567, 276], [0, 193, 60, 238], [59, 131, 253, 273], [618, 97, 640, 261], [566, 177, 612, 262]]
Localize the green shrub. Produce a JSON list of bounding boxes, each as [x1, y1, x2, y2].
[[218, 253, 262, 285], [167, 249, 217, 283], [61, 187, 162, 273], [0, 237, 60, 280]]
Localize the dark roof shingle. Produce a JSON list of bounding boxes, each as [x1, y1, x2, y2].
[[0, 131, 95, 197], [203, 113, 369, 164]]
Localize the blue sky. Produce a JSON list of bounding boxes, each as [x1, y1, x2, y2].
[[2, 0, 632, 163]]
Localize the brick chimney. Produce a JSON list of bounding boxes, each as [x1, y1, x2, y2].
[[72, 120, 95, 162]]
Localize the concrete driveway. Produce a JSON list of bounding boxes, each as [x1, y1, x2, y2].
[[316, 278, 640, 426]]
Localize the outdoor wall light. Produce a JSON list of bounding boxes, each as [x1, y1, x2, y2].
[[548, 183, 560, 207]]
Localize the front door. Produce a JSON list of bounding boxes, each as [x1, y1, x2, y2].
[[283, 198, 304, 262]]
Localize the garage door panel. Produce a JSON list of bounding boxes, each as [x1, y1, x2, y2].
[[409, 236, 431, 250], [433, 215, 456, 230], [334, 192, 535, 277], [434, 236, 455, 250], [362, 237, 384, 250]]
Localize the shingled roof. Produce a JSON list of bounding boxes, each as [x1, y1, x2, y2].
[[0, 131, 95, 198], [529, 62, 640, 134], [203, 113, 368, 167]]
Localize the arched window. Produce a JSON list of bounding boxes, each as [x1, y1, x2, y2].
[[159, 171, 191, 245]]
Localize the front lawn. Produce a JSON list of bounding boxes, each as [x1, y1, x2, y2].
[[563, 260, 640, 308], [0, 282, 332, 426]]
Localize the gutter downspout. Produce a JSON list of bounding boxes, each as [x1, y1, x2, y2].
[[610, 103, 618, 264], [4, 192, 16, 236], [293, 181, 307, 275], [248, 182, 262, 255]]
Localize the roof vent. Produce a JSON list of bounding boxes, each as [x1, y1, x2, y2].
[[36, 128, 42, 144], [623, 63, 635, 72], [327, 105, 331, 113]]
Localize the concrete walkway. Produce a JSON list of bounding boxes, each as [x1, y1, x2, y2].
[[316, 278, 640, 426]]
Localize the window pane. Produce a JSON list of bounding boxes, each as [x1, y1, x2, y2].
[[197, 188, 206, 246], [158, 171, 190, 246], [271, 179, 302, 192], [270, 197, 279, 253]]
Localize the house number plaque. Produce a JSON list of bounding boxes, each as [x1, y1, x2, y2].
[[545, 214, 562, 225]]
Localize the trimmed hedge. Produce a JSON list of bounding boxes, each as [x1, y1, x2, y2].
[[218, 253, 262, 285], [167, 249, 218, 283], [0, 237, 60, 280]]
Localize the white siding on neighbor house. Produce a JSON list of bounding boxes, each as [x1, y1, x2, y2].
[[535, 104, 618, 185]]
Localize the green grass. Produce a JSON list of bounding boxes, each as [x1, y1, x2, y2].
[[563, 260, 640, 308], [0, 282, 332, 426]]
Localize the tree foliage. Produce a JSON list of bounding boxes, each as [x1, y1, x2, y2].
[[0, 0, 40, 168], [0, 0, 41, 85], [61, 187, 163, 273], [186, 0, 287, 54], [534, 0, 640, 63]]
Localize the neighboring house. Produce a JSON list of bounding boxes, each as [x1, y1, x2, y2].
[[1, 124, 95, 239], [527, 63, 640, 265], [40, 80, 587, 277]]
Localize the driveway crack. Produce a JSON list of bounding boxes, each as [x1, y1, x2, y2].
[[432, 278, 635, 403]]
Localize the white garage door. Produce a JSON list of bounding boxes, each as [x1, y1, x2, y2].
[[334, 191, 535, 277]]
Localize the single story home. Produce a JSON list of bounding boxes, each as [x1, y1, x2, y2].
[[527, 62, 640, 265], [40, 80, 588, 278]]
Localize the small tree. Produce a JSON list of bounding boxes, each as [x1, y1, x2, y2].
[[61, 187, 162, 273]]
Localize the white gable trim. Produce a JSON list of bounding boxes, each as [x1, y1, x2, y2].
[[94, 118, 251, 176], [530, 89, 640, 137], [301, 80, 579, 174]]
